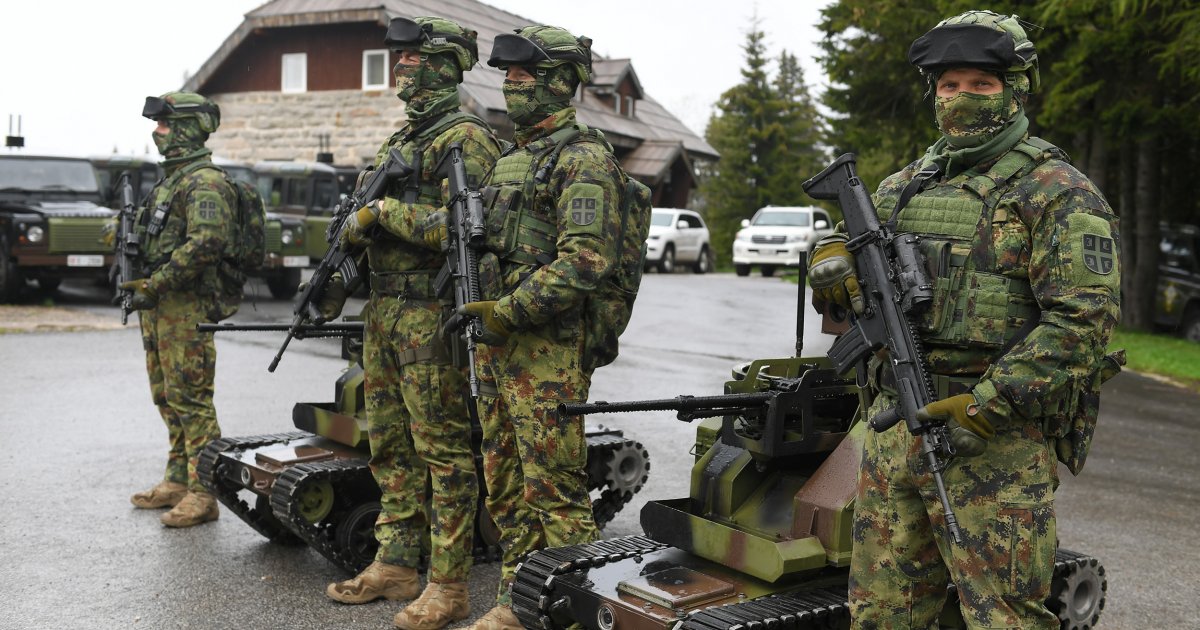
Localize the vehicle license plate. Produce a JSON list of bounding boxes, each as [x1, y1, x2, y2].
[[67, 255, 104, 267], [283, 256, 309, 267]]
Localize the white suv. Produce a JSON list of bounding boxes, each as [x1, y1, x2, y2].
[[645, 208, 712, 274], [732, 206, 834, 277]]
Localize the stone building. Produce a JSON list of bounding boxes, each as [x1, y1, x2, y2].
[[183, 0, 717, 208]]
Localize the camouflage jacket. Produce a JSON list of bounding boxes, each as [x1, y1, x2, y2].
[[136, 154, 237, 295], [871, 137, 1121, 426], [486, 108, 625, 333], [369, 100, 500, 280]]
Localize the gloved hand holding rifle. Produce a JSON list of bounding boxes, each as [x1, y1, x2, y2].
[[431, 142, 487, 397], [268, 149, 413, 372], [802, 153, 965, 544]]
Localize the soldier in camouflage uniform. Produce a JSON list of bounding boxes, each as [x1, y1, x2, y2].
[[456, 26, 625, 630], [808, 11, 1121, 629], [125, 91, 241, 528], [319, 17, 500, 630]]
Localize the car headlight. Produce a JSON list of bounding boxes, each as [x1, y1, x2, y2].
[[25, 225, 45, 243], [787, 234, 806, 243], [281, 228, 294, 245], [648, 235, 661, 240]]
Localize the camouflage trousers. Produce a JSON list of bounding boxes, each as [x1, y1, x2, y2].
[[849, 392, 1059, 630], [138, 291, 222, 492], [364, 294, 477, 583], [476, 328, 600, 605]]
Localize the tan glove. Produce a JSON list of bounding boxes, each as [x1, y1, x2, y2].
[[809, 234, 864, 315], [117, 279, 159, 311], [916, 393, 995, 457], [456, 300, 511, 346], [297, 274, 348, 323]]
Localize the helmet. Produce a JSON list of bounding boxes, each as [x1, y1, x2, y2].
[[908, 10, 1039, 94], [385, 16, 479, 72], [488, 25, 593, 85], [142, 91, 221, 133]]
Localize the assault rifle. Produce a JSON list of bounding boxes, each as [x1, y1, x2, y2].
[[112, 171, 140, 325], [269, 149, 413, 372], [433, 142, 486, 397], [801, 153, 963, 544]]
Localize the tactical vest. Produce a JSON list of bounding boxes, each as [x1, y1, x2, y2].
[[886, 138, 1064, 352], [480, 124, 596, 275], [480, 122, 652, 371], [371, 110, 491, 299], [393, 111, 489, 206]]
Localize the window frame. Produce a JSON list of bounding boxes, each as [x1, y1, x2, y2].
[[362, 49, 389, 91], [281, 53, 308, 93]]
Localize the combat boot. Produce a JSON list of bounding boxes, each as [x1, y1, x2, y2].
[[130, 480, 187, 509], [159, 491, 219, 528], [326, 561, 420, 604], [394, 582, 470, 630], [465, 605, 521, 630]]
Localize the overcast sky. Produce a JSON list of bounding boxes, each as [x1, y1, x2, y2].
[[0, 0, 831, 158]]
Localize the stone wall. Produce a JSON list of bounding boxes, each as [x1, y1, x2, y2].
[[206, 90, 407, 167]]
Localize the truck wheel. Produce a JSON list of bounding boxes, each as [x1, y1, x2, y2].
[[267, 268, 302, 300], [0, 237, 23, 303], [1182, 305, 1200, 342], [735, 264, 750, 277], [692, 246, 711, 274], [37, 277, 62, 293], [761, 265, 776, 277], [657, 245, 675, 274]]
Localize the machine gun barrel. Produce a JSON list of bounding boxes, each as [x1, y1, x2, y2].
[[269, 149, 412, 372], [198, 322, 363, 339], [559, 392, 774, 422], [802, 153, 962, 544]]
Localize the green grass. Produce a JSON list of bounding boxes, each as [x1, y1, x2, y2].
[[1110, 327, 1200, 389]]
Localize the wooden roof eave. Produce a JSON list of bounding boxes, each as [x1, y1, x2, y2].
[[184, 7, 390, 93]]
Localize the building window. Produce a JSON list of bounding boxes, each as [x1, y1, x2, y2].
[[362, 49, 388, 90], [282, 53, 307, 93], [613, 95, 622, 115], [625, 95, 635, 117]]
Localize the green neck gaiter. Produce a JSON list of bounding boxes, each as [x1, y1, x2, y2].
[[155, 117, 211, 169], [405, 86, 461, 124], [513, 107, 576, 147], [923, 108, 1028, 178]]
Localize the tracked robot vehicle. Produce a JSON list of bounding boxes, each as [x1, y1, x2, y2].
[[197, 323, 650, 574]]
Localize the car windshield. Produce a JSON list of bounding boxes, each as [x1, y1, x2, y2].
[[753, 210, 810, 227], [0, 158, 100, 192], [651, 211, 675, 227]]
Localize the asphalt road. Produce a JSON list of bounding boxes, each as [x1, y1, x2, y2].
[[0, 271, 1196, 629]]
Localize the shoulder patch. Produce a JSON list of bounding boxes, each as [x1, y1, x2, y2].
[[1065, 212, 1118, 288], [563, 182, 606, 236], [191, 190, 224, 225]]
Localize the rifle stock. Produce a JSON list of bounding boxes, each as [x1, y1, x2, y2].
[[802, 153, 963, 544], [269, 149, 413, 372]]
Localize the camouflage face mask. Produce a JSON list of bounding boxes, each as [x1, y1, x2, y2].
[[934, 91, 1009, 149], [394, 61, 420, 101], [152, 117, 207, 158], [502, 79, 541, 125], [395, 52, 462, 102]]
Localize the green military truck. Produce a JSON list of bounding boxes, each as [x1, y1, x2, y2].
[[90, 155, 310, 300], [1156, 223, 1200, 341], [0, 154, 114, 301], [253, 160, 342, 263]]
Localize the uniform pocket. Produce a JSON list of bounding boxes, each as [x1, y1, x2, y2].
[[996, 502, 1055, 603]]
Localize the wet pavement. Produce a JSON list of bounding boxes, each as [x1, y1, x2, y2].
[[0, 271, 1195, 628]]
